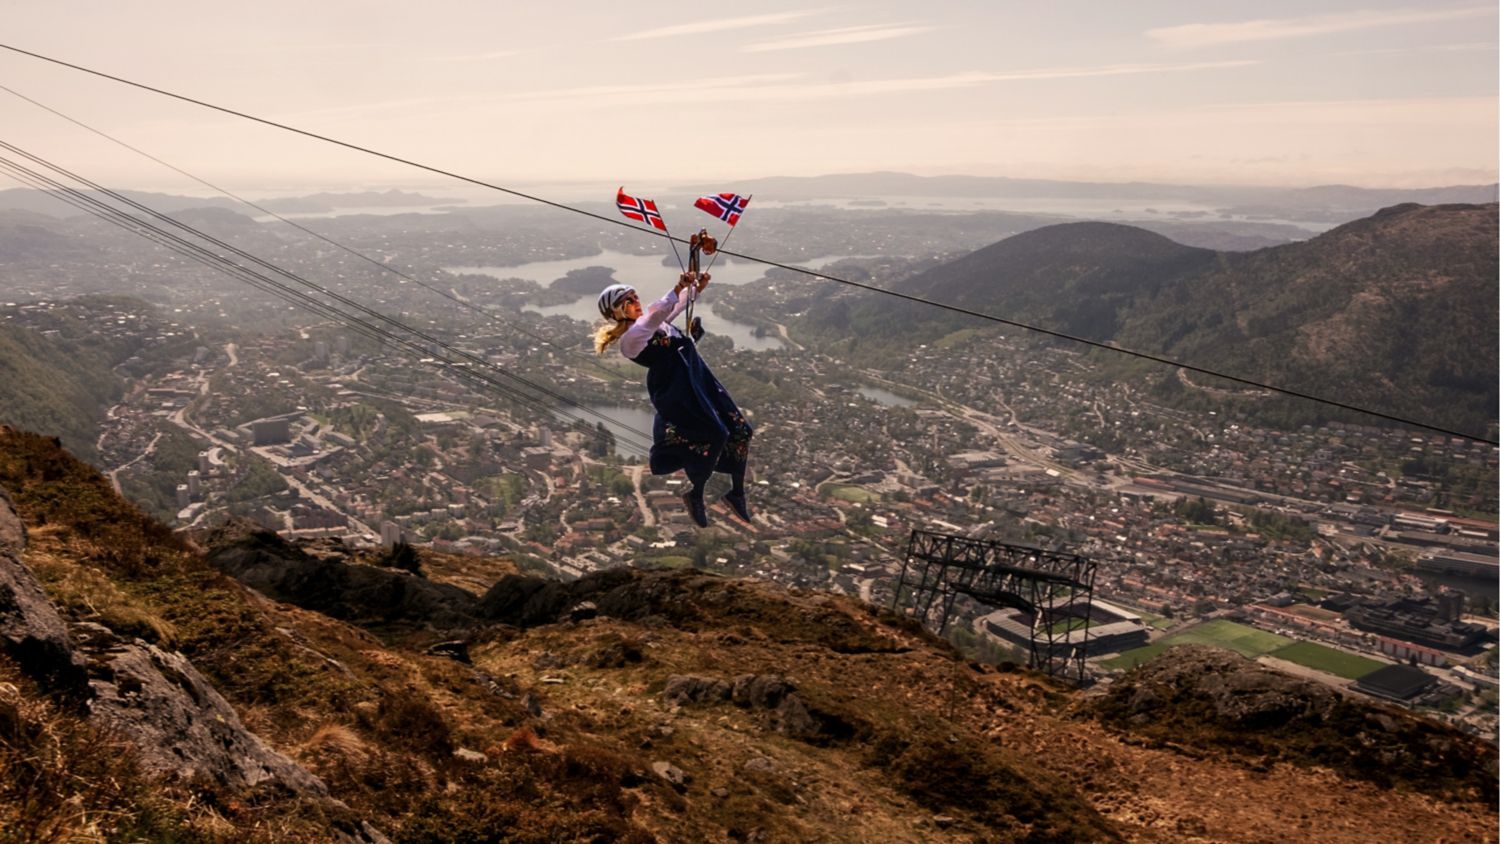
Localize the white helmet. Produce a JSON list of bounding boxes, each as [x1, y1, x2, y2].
[[597, 283, 636, 319]]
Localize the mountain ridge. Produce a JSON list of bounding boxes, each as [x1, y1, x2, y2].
[[802, 202, 1498, 438], [718, 171, 1498, 208]]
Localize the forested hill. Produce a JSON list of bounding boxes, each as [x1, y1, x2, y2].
[[0, 297, 204, 464], [1116, 202, 1498, 437], [0, 322, 120, 463], [801, 203, 1498, 438]]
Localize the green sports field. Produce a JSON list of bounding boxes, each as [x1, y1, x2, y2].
[[823, 484, 880, 504], [1102, 619, 1295, 670], [1267, 641, 1386, 679]]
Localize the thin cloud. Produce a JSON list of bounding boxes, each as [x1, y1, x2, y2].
[[220, 42, 404, 55], [476, 61, 1255, 110], [743, 23, 938, 53], [1148, 5, 1496, 48], [973, 59, 1257, 85], [427, 50, 521, 63], [283, 94, 479, 121], [1332, 41, 1497, 57], [1198, 95, 1497, 121], [964, 95, 1498, 131], [611, 11, 821, 42], [488, 74, 803, 103]]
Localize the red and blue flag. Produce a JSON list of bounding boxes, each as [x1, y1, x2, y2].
[[616, 187, 667, 231], [694, 192, 750, 226]]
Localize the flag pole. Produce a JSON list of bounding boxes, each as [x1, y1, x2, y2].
[[701, 194, 749, 275], [683, 229, 703, 345], [619, 186, 684, 271], [661, 221, 686, 273]]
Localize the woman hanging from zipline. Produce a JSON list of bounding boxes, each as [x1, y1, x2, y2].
[[595, 271, 753, 528]]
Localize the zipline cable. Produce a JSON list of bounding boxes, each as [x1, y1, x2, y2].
[[0, 138, 656, 451], [0, 156, 547, 410], [0, 154, 656, 455], [0, 148, 657, 453], [0, 82, 638, 387], [0, 42, 1493, 446]]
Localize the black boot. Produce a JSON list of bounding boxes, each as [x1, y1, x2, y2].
[[721, 489, 752, 523], [683, 490, 709, 528]]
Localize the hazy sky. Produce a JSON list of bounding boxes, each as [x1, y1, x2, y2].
[[1, 1, 1496, 193]]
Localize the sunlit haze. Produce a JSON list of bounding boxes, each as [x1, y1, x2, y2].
[[2, 0, 1496, 194]]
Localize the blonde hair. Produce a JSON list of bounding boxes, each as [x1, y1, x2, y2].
[[594, 319, 631, 355]]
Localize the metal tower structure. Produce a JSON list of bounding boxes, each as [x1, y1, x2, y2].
[[892, 529, 1099, 683]]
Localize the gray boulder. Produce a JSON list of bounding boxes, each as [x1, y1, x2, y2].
[[75, 621, 329, 794], [0, 486, 24, 551], [0, 495, 88, 699], [478, 568, 636, 627], [651, 760, 689, 791], [1107, 644, 1335, 727], [732, 674, 795, 709], [663, 674, 731, 705]]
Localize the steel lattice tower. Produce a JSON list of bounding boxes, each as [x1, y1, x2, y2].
[[892, 529, 1098, 683]]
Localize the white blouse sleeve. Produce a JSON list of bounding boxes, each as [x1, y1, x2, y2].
[[619, 286, 694, 360]]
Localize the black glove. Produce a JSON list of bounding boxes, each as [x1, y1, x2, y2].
[[689, 316, 704, 341]]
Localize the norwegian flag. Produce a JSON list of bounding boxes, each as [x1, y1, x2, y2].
[[694, 192, 750, 226], [616, 187, 667, 231]]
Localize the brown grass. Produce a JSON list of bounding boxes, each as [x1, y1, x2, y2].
[[0, 657, 187, 842], [27, 555, 179, 647], [301, 723, 369, 765]]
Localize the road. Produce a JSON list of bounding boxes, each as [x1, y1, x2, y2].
[[1177, 367, 1271, 399], [161, 341, 377, 538], [858, 368, 1085, 482], [857, 367, 1354, 518], [629, 465, 655, 527], [251, 445, 377, 537], [106, 431, 162, 494], [771, 321, 803, 351]]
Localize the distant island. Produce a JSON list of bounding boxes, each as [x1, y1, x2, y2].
[[549, 266, 618, 295], [703, 171, 1498, 226], [258, 189, 462, 213]]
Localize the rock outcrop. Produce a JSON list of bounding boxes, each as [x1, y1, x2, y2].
[[0, 492, 387, 843], [74, 621, 328, 794], [203, 520, 481, 629], [0, 491, 88, 699], [0, 486, 24, 551], [1093, 645, 1498, 802], [1102, 643, 1339, 728], [663, 672, 856, 743]]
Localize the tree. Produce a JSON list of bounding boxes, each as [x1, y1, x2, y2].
[[589, 422, 616, 458], [1174, 496, 1218, 525], [381, 541, 423, 577]]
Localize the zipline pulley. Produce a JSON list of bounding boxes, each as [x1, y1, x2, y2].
[[685, 228, 715, 342]]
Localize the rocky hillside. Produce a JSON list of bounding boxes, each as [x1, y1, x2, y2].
[[0, 427, 1494, 842], [802, 203, 1498, 438]]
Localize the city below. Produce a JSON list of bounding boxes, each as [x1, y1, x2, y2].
[[19, 283, 1490, 740]]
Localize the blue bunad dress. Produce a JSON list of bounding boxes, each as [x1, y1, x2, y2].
[[619, 287, 752, 489]]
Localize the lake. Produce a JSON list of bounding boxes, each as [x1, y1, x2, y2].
[[857, 385, 918, 408], [522, 296, 782, 351], [443, 249, 875, 352], [552, 403, 655, 460], [445, 249, 784, 289]]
